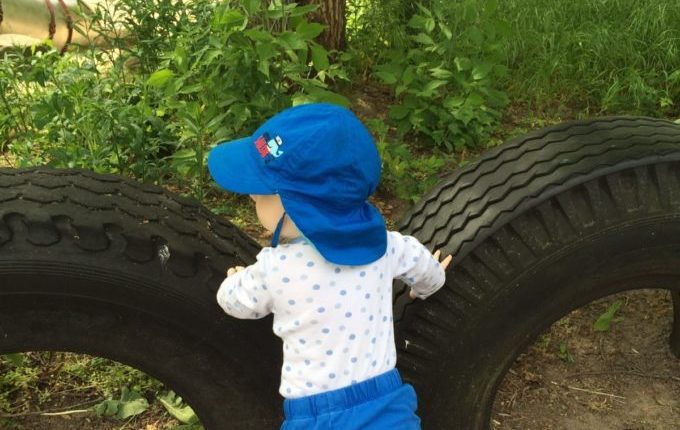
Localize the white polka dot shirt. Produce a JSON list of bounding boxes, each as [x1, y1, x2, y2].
[[216, 230, 445, 399]]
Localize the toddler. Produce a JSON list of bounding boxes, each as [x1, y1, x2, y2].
[[208, 103, 451, 430]]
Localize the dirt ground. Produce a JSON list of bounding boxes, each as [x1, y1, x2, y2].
[[493, 289, 680, 430]]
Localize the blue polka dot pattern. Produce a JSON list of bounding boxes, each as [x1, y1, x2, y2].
[[213, 231, 446, 399]]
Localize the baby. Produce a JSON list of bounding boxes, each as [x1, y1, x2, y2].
[[208, 103, 451, 430]]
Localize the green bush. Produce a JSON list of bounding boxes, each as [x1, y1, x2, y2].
[[146, 0, 349, 197], [0, 48, 173, 181], [368, 119, 447, 203], [374, 1, 509, 151], [0, 0, 349, 199]]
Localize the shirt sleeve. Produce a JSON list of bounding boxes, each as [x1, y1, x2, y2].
[[216, 249, 273, 319], [388, 231, 446, 299]]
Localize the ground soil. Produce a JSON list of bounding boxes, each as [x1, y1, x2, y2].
[[493, 289, 680, 430]]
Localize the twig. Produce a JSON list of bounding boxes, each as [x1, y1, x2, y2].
[[565, 385, 626, 399], [41, 409, 91, 416], [0, 398, 102, 419]]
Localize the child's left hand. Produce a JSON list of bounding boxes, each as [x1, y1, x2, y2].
[[226, 266, 245, 276]]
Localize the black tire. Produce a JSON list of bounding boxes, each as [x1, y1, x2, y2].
[[0, 169, 282, 429], [394, 117, 680, 429]]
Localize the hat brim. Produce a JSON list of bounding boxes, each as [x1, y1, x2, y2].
[[281, 192, 387, 265], [208, 136, 275, 195]]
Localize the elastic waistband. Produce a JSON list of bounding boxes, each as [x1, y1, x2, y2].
[[284, 369, 403, 419]]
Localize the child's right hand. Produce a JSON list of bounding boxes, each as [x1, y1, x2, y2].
[[226, 266, 245, 276], [409, 250, 452, 299]]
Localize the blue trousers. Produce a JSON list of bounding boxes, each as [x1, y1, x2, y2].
[[281, 369, 421, 430]]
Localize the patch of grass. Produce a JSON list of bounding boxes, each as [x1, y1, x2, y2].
[[497, 0, 680, 116], [0, 353, 179, 428]]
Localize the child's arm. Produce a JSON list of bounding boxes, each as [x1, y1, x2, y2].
[[409, 250, 452, 299], [216, 252, 273, 319], [389, 232, 452, 300]]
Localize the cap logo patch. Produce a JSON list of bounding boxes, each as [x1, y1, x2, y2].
[[255, 132, 284, 162]]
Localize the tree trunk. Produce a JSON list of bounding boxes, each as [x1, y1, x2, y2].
[[300, 0, 346, 51]]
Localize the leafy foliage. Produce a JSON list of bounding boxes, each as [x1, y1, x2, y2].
[[94, 387, 150, 420], [158, 391, 201, 426], [593, 300, 625, 332], [374, 1, 509, 150], [368, 119, 447, 202], [0, 0, 348, 199]]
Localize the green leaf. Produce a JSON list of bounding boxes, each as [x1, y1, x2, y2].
[[93, 387, 149, 421], [303, 87, 350, 107], [472, 63, 493, 80], [557, 342, 573, 362], [297, 21, 325, 40], [439, 22, 453, 40], [454, 57, 472, 72], [242, 0, 261, 15], [212, 9, 246, 29], [244, 29, 273, 42], [278, 32, 308, 51], [117, 397, 149, 420], [159, 391, 200, 425], [593, 300, 624, 332], [94, 400, 119, 417], [443, 95, 465, 110], [146, 69, 175, 88], [389, 104, 411, 120], [310, 44, 329, 71], [402, 66, 416, 86], [412, 33, 435, 45], [417, 80, 448, 97], [430, 66, 453, 79], [286, 3, 319, 18], [206, 112, 228, 131], [467, 27, 484, 45], [375, 71, 398, 85], [2, 353, 24, 367], [407, 15, 428, 31]]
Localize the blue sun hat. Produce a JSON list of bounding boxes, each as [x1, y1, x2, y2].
[[208, 103, 386, 265]]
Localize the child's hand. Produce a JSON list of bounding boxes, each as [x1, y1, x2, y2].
[[226, 266, 245, 276], [409, 250, 452, 299]]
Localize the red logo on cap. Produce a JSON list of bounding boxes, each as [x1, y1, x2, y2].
[[255, 135, 269, 158], [254, 133, 284, 162]]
